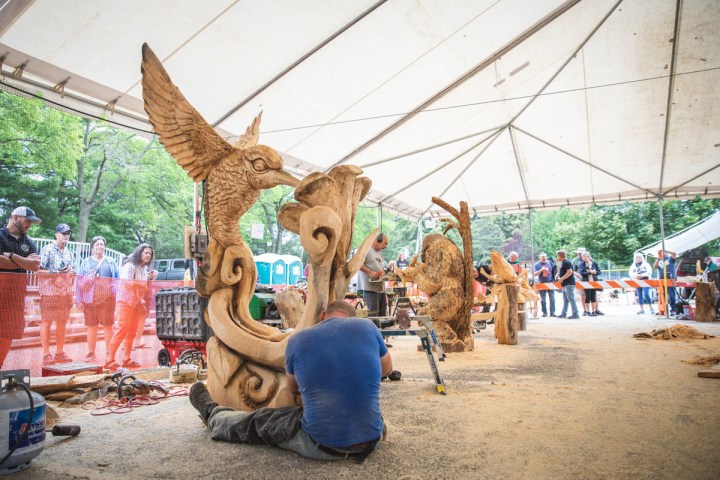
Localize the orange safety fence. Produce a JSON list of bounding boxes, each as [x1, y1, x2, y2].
[[0, 272, 190, 376], [534, 279, 676, 290]]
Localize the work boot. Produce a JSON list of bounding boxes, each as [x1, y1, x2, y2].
[[189, 382, 218, 425]]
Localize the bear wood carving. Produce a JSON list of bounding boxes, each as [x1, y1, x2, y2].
[[141, 43, 375, 410], [396, 198, 474, 352]]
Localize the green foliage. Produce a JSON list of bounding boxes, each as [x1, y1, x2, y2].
[[0, 91, 193, 257]]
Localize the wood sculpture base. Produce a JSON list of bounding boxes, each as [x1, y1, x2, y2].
[[206, 337, 300, 411], [695, 282, 717, 323]]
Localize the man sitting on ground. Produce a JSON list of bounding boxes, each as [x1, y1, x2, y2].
[[190, 300, 392, 462]]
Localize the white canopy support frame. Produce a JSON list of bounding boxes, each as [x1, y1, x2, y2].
[[0, 0, 716, 220]]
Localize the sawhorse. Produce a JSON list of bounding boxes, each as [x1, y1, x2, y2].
[[377, 316, 446, 395], [391, 296, 417, 316]]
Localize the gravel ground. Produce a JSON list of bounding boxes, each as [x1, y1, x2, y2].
[[10, 303, 720, 480]]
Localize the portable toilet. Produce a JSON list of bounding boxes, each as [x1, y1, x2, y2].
[[254, 253, 274, 285], [281, 255, 303, 285], [271, 255, 287, 285]]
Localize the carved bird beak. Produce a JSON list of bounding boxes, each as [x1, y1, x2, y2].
[[256, 169, 300, 189]]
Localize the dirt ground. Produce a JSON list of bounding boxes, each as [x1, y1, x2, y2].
[[12, 303, 720, 480]]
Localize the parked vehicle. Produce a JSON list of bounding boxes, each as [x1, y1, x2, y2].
[[155, 258, 193, 281], [675, 256, 720, 279]]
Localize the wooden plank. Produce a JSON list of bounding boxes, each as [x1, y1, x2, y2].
[[698, 369, 720, 378]]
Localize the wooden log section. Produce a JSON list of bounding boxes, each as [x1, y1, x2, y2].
[[695, 282, 717, 323], [274, 289, 305, 328], [518, 303, 526, 331], [497, 284, 520, 345]]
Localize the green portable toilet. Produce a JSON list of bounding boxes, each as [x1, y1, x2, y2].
[[282, 255, 303, 285], [254, 253, 273, 285]]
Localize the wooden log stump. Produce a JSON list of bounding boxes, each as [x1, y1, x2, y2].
[[498, 284, 519, 345], [274, 290, 305, 328], [695, 282, 717, 323], [518, 303, 526, 331]]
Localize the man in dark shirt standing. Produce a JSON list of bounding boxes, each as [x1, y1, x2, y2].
[[533, 252, 556, 317], [653, 249, 678, 314], [0, 206, 42, 368], [556, 249, 579, 319]]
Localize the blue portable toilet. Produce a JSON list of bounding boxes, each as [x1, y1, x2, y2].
[[271, 255, 287, 285], [281, 255, 303, 285], [254, 253, 274, 285]]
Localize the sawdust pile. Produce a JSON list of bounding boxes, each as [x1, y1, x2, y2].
[[633, 324, 714, 340], [683, 354, 720, 366]]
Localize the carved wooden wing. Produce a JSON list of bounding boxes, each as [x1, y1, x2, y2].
[[141, 43, 233, 181]]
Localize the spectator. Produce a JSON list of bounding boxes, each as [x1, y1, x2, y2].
[[578, 251, 603, 316], [133, 260, 158, 350], [507, 251, 523, 275], [0, 206, 42, 368], [396, 252, 409, 269], [475, 264, 496, 313], [572, 248, 588, 315], [555, 250, 579, 319], [77, 236, 119, 362], [189, 301, 391, 462], [105, 243, 157, 370], [629, 253, 655, 315], [358, 233, 389, 317], [38, 223, 76, 365], [653, 249, 677, 314], [533, 252, 556, 317]]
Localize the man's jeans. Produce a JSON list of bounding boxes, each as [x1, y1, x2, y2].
[[539, 288, 555, 315], [208, 407, 341, 461], [561, 284, 579, 316], [364, 291, 387, 317]]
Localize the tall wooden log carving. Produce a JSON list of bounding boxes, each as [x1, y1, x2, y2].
[[277, 166, 376, 330], [396, 198, 474, 352], [141, 44, 376, 411], [484, 251, 538, 345]]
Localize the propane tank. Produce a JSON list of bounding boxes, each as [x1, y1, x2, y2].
[[0, 370, 46, 474]]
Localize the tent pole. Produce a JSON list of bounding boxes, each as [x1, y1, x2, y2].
[[658, 195, 670, 319], [528, 210, 535, 266], [416, 219, 423, 256]]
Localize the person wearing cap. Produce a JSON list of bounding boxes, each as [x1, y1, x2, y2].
[[0, 206, 42, 368], [38, 223, 76, 365]]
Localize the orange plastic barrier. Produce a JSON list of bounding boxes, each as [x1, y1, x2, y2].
[[0, 272, 188, 376]]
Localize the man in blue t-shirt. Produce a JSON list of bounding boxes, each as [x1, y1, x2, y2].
[[189, 301, 392, 462]]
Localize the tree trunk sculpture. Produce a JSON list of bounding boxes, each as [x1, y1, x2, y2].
[[395, 199, 474, 352], [483, 251, 538, 344], [277, 166, 376, 329]]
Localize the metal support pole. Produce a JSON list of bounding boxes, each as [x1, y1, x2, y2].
[[528, 210, 535, 264], [416, 219, 423, 255], [658, 195, 670, 319]]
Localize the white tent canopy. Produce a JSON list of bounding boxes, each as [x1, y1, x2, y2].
[[1, 0, 718, 219], [641, 210, 720, 257]]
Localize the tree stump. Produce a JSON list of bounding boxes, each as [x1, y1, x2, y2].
[[498, 284, 519, 345], [695, 282, 717, 323], [274, 290, 305, 328]]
